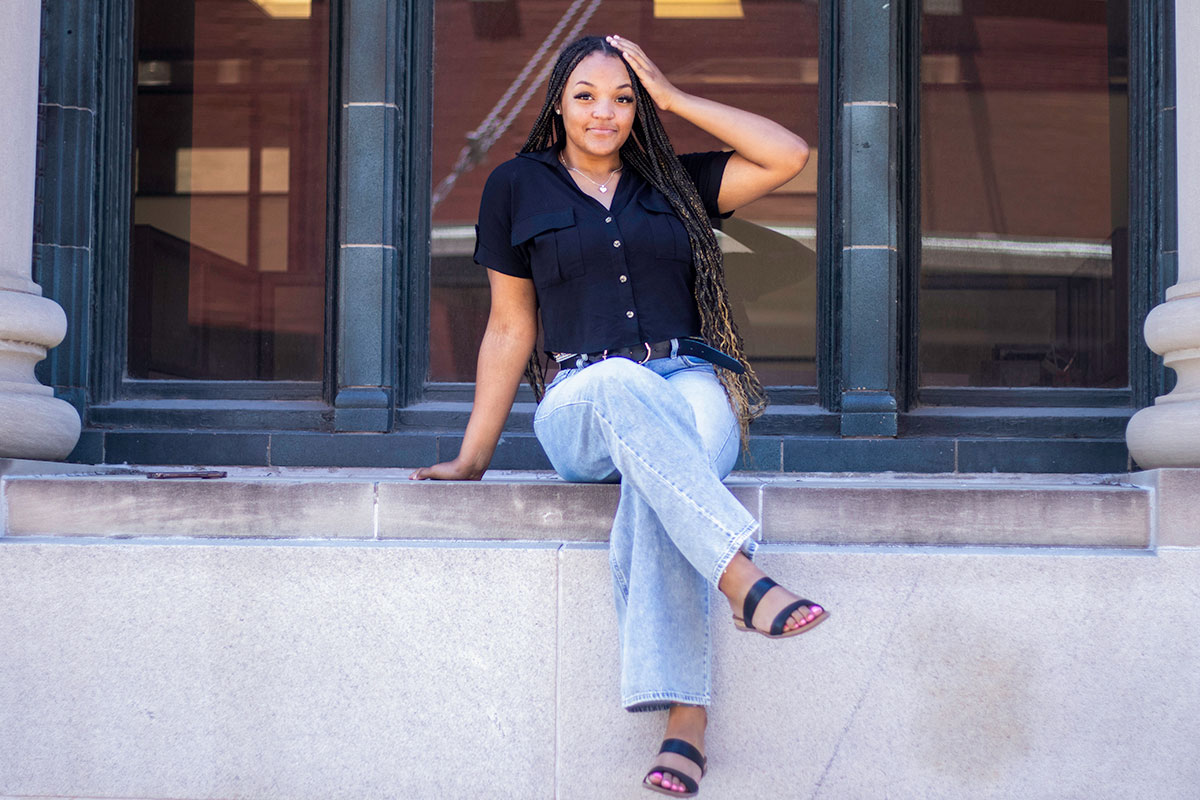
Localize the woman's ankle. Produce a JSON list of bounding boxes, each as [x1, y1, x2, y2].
[[717, 552, 762, 600], [665, 704, 708, 739]]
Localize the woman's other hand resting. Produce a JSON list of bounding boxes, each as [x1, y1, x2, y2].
[[409, 270, 538, 481], [409, 458, 485, 481]]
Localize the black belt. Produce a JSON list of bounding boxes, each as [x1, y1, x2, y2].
[[556, 338, 745, 375]]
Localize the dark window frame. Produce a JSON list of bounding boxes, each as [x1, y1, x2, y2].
[[901, 0, 1162, 415], [90, 0, 341, 417], [33, 0, 1174, 469], [818, 0, 1170, 438]]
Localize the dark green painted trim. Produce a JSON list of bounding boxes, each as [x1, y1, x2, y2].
[[92, 0, 134, 409], [398, 0, 434, 408], [900, 407, 1133, 440], [33, 0, 97, 420], [420, 381, 823, 408], [66, 428, 1130, 476], [833, 0, 903, 437], [898, 0, 920, 413], [1153, 0, 1177, 400], [88, 400, 334, 432], [816, 0, 838, 411], [396, 397, 1122, 441], [1129, 0, 1165, 410], [920, 387, 1132, 409], [322, 0, 343, 406], [114, 380, 322, 401], [333, 0, 399, 431]]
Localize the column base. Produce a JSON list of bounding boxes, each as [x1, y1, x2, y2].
[[0, 389, 82, 461], [0, 289, 80, 460], [1126, 401, 1200, 469]]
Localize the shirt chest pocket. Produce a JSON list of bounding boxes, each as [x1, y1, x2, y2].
[[637, 193, 693, 263], [512, 209, 584, 287]]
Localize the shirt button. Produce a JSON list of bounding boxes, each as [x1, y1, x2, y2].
[[613, 240, 622, 248], [605, 216, 613, 223], [626, 310, 635, 318], [619, 275, 628, 283]]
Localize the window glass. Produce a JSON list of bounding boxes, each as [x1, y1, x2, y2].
[[919, 0, 1129, 388], [129, 0, 329, 380], [431, 0, 820, 386]]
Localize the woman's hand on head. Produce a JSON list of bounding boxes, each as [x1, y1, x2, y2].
[[606, 35, 682, 113], [409, 458, 485, 481]]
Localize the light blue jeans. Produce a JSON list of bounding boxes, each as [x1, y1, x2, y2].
[[533, 351, 760, 712]]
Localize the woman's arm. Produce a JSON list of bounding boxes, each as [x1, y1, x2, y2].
[[607, 35, 809, 214], [409, 269, 539, 480]]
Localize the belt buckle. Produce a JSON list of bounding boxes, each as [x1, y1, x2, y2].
[[637, 343, 651, 364]]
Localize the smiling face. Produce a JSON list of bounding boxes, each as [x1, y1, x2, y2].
[[556, 52, 636, 167]]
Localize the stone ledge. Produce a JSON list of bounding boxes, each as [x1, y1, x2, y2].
[[1127, 467, 1200, 546], [761, 483, 1146, 547], [0, 457, 133, 476], [2, 473, 377, 539], [0, 466, 1154, 548]]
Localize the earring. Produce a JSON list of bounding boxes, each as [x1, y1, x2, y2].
[[555, 108, 561, 115]]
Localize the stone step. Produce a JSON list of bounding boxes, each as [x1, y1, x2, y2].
[[0, 465, 1154, 548]]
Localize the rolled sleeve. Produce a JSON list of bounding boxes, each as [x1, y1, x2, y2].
[[678, 150, 735, 219], [473, 164, 531, 278]]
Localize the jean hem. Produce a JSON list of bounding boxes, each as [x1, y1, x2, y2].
[[623, 691, 711, 713], [709, 519, 759, 588]]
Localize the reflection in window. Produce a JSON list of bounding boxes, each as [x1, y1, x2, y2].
[[919, 0, 1129, 388], [129, 0, 329, 381], [431, 0, 820, 386]]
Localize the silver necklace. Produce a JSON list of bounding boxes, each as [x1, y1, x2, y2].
[[559, 153, 622, 193]]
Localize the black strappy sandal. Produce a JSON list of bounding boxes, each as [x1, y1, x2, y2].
[[732, 577, 829, 638], [642, 738, 707, 797]]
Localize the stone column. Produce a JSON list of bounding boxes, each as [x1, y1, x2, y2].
[[0, 0, 81, 460], [1127, 2, 1200, 468]]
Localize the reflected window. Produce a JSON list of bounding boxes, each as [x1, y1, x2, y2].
[[919, 0, 1129, 388], [129, 0, 329, 381], [431, 0, 820, 386]]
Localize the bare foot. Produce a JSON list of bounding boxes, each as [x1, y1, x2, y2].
[[644, 704, 707, 796], [718, 553, 825, 635]]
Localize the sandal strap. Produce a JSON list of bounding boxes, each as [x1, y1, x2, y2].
[[659, 738, 707, 775], [770, 598, 814, 637], [741, 577, 778, 632]]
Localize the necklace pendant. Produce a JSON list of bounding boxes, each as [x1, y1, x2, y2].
[[599, 186, 608, 193]]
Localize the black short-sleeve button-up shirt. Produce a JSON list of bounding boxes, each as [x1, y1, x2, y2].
[[473, 144, 733, 355]]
